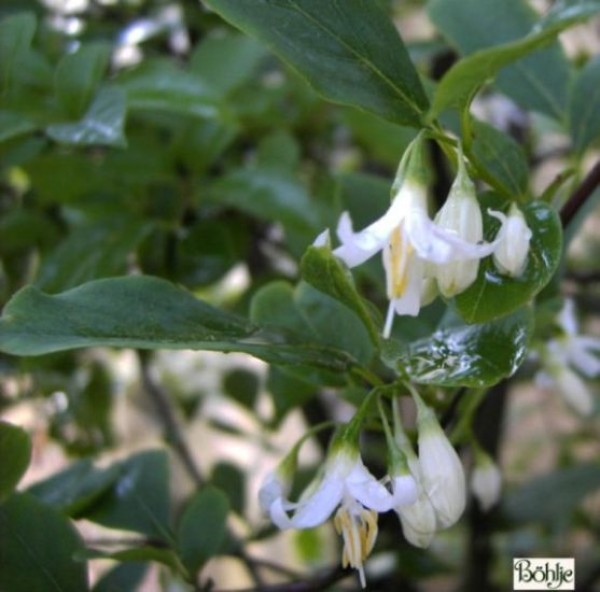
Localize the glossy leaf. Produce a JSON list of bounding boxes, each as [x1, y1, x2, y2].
[[84, 450, 172, 541], [0, 276, 354, 372], [0, 492, 89, 592], [468, 119, 529, 198], [176, 487, 230, 575], [383, 308, 533, 387], [428, 0, 586, 119], [301, 245, 380, 346], [203, 0, 428, 126], [46, 86, 127, 147], [569, 55, 600, 153], [455, 199, 562, 324], [27, 459, 120, 517], [0, 421, 31, 502], [55, 43, 112, 119]]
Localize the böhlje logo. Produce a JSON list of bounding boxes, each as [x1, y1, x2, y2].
[[513, 557, 575, 590]]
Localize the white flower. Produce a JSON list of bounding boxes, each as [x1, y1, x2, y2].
[[329, 139, 494, 337], [490, 203, 532, 277], [537, 299, 600, 416], [434, 156, 487, 297], [395, 457, 437, 548], [259, 446, 416, 588], [470, 455, 502, 512], [416, 403, 466, 529]]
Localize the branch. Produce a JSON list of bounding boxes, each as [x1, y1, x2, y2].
[[560, 159, 600, 228], [138, 351, 205, 487]]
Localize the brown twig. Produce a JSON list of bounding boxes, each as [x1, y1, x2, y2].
[[560, 159, 600, 228]]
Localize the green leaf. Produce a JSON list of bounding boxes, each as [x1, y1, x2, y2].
[[190, 32, 268, 96], [0, 276, 354, 371], [503, 461, 600, 525], [0, 492, 89, 592], [117, 59, 221, 119], [36, 218, 153, 292], [176, 487, 230, 575], [211, 463, 245, 515], [455, 199, 562, 324], [202, 0, 428, 126], [295, 282, 375, 364], [569, 56, 600, 153], [222, 367, 260, 411], [0, 12, 36, 92], [27, 459, 120, 517], [55, 43, 112, 119], [0, 109, 36, 142], [46, 86, 127, 147], [428, 0, 583, 119], [468, 119, 529, 198], [92, 563, 148, 592], [266, 366, 316, 426], [208, 168, 320, 235], [301, 246, 380, 346], [85, 450, 172, 541], [0, 421, 31, 502], [382, 308, 533, 387]]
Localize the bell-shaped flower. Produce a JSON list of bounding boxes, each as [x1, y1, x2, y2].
[[489, 203, 532, 277], [470, 451, 502, 512], [259, 439, 415, 588], [327, 136, 494, 336], [415, 396, 466, 529], [434, 155, 491, 297], [391, 397, 437, 548]]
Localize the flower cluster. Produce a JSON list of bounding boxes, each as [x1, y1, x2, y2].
[[258, 393, 467, 587], [536, 299, 600, 415], [317, 135, 532, 337]]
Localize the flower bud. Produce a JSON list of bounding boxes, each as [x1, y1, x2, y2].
[[470, 453, 502, 512], [434, 156, 484, 297], [490, 203, 532, 277], [416, 401, 466, 528]]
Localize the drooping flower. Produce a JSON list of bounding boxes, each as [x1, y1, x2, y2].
[[259, 435, 417, 587], [390, 397, 440, 549], [537, 299, 600, 415], [414, 395, 466, 529], [470, 450, 502, 512], [326, 136, 494, 337], [489, 203, 532, 277], [434, 154, 487, 297]]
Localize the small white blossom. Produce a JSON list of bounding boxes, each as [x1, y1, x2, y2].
[[434, 156, 487, 297], [470, 454, 502, 512], [490, 203, 532, 277], [416, 402, 466, 529], [537, 299, 600, 416]]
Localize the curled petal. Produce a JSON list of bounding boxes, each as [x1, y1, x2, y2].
[[290, 475, 344, 528], [345, 461, 396, 513]]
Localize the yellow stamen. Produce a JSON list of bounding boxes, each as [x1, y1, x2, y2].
[[334, 506, 379, 588], [387, 226, 413, 298]]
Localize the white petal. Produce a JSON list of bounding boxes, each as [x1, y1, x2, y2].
[[269, 497, 295, 529], [390, 474, 418, 507], [290, 474, 344, 528], [418, 415, 466, 529], [313, 228, 330, 247], [396, 493, 437, 549], [569, 336, 600, 377], [258, 472, 285, 514], [345, 461, 395, 513], [470, 461, 502, 512], [557, 298, 578, 336], [553, 365, 595, 416]]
